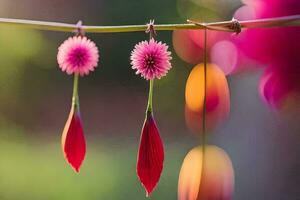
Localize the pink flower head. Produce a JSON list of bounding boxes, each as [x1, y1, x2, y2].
[[130, 38, 172, 80], [57, 36, 99, 76], [137, 112, 164, 197]]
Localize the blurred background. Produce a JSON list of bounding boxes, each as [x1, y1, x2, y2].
[[0, 0, 299, 199]]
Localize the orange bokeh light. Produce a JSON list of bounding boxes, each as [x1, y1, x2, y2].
[[178, 145, 234, 200], [185, 63, 230, 133]]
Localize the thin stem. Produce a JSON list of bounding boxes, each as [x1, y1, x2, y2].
[[197, 28, 208, 200], [145, 21, 155, 114], [202, 29, 207, 151], [146, 79, 154, 113], [72, 73, 80, 109], [0, 15, 299, 33]]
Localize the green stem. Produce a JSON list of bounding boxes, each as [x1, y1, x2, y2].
[[0, 15, 299, 33], [72, 73, 80, 109], [146, 79, 154, 114]]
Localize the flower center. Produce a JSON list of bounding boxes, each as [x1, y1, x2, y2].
[[68, 47, 89, 68], [145, 55, 156, 69]]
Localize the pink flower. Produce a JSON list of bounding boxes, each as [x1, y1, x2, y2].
[[137, 112, 164, 197], [130, 38, 172, 80], [61, 107, 86, 172], [57, 36, 99, 76], [235, 0, 300, 109]]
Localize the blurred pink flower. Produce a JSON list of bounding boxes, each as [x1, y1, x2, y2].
[[259, 65, 300, 109], [57, 36, 99, 76], [234, 0, 300, 108], [130, 38, 172, 80]]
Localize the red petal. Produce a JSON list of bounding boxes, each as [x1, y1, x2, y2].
[[137, 113, 164, 197], [61, 107, 86, 172]]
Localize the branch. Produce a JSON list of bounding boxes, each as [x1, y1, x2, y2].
[[0, 15, 299, 33]]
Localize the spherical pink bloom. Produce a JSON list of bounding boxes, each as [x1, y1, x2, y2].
[[130, 38, 172, 80], [57, 36, 99, 76]]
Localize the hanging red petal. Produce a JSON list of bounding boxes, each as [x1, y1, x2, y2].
[[137, 112, 164, 197], [61, 107, 86, 172]]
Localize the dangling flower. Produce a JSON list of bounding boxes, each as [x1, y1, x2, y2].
[[58, 23, 99, 172], [131, 20, 172, 197], [130, 38, 172, 80], [61, 106, 86, 172], [137, 112, 164, 197], [57, 36, 99, 76]]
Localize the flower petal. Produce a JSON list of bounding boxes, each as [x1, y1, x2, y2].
[[137, 113, 164, 196], [61, 107, 86, 172]]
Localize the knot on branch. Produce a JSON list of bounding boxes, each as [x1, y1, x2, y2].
[[230, 18, 241, 34], [146, 19, 157, 38], [74, 20, 85, 36]]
